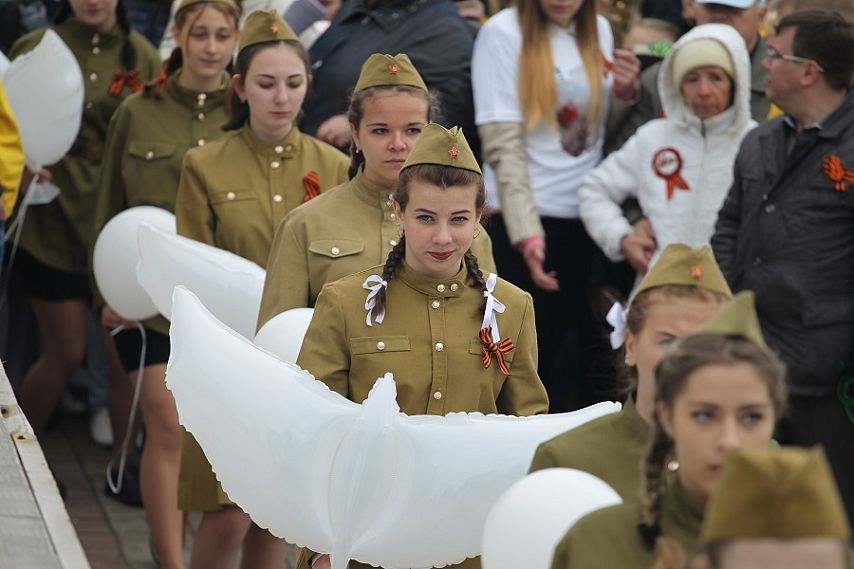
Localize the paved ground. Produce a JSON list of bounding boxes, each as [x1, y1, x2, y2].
[[42, 412, 297, 569]]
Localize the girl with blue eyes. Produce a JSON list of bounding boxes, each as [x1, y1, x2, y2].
[[550, 291, 788, 569], [531, 244, 732, 501], [256, 53, 496, 325]]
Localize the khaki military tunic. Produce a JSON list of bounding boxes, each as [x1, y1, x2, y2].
[[94, 71, 230, 335], [295, 262, 549, 569], [529, 396, 649, 501], [256, 169, 497, 328], [551, 480, 704, 569], [175, 124, 349, 511], [9, 19, 161, 274]]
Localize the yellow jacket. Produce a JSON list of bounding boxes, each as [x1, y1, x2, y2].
[[0, 81, 24, 217]]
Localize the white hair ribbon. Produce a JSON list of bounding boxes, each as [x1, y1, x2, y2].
[[481, 272, 506, 343], [606, 301, 627, 350], [362, 275, 388, 327]]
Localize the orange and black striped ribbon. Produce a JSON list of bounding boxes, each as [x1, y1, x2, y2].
[[302, 171, 320, 202], [108, 68, 143, 96], [480, 326, 514, 377], [823, 155, 854, 192]]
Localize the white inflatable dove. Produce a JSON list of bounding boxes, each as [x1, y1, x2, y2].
[[166, 287, 621, 569], [136, 224, 266, 338]]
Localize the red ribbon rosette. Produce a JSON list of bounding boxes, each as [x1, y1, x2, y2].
[[822, 155, 854, 192], [302, 171, 321, 202], [108, 68, 143, 96], [480, 326, 514, 377], [652, 147, 690, 200]]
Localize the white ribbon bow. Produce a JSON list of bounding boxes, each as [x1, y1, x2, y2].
[[481, 273, 506, 343], [606, 301, 628, 350], [362, 275, 388, 327]]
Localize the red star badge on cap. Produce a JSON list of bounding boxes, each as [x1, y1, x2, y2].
[[691, 265, 703, 280], [448, 146, 459, 159], [270, 24, 279, 33], [389, 64, 400, 74]]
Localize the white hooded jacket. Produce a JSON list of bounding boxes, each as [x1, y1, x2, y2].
[[579, 24, 757, 266]]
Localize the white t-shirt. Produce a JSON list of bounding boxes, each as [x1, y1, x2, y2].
[[472, 9, 614, 219]]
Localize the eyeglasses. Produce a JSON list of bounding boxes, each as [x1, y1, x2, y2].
[[765, 46, 825, 72]]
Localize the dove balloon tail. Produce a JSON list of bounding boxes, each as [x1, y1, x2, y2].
[[331, 551, 350, 569]]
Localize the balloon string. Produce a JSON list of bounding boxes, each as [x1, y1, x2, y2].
[[106, 323, 146, 494], [0, 178, 34, 309]]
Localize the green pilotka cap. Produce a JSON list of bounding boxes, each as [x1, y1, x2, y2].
[[176, 0, 242, 17], [693, 291, 767, 349], [402, 123, 481, 175], [353, 53, 428, 93], [702, 446, 851, 542], [632, 244, 732, 305], [239, 10, 299, 52]]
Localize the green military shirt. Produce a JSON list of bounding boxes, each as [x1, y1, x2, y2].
[[94, 70, 230, 335], [256, 169, 497, 328], [295, 261, 549, 569], [529, 396, 649, 501], [551, 480, 704, 569], [9, 19, 161, 273], [175, 125, 349, 267], [175, 123, 348, 512]]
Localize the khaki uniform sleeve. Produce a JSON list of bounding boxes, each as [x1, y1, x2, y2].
[[257, 216, 310, 331], [528, 440, 561, 473], [175, 150, 216, 244], [479, 122, 544, 246], [295, 284, 350, 398], [496, 294, 548, 415]]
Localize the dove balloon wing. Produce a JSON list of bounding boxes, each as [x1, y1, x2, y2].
[[348, 403, 621, 569], [166, 286, 359, 551]]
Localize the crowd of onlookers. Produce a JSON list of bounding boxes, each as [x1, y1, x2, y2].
[[1, 0, 853, 567]]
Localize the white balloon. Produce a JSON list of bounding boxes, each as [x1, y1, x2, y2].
[[0, 50, 9, 80], [166, 287, 622, 569], [136, 224, 266, 338], [93, 207, 175, 321], [4, 30, 83, 170], [254, 308, 314, 362], [481, 468, 622, 569]]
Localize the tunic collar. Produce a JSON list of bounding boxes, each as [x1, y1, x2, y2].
[[396, 260, 468, 298], [239, 124, 302, 158], [351, 169, 394, 211], [166, 70, 229, 111], [65, 18, 123, 47]]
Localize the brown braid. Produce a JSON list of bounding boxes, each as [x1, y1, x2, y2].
[[372, 236, 406, 322], [639, 416, 672, 542], [463, 249, 487, 314]]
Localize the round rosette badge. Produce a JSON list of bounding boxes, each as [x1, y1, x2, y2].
[[652, 147, 690, 200]]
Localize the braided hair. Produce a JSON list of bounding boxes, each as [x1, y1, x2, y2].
[[370, 163, 487, 320], [55, 0, 136, 71], [346, 85, 439, 179], [638, 334, 787, 569]]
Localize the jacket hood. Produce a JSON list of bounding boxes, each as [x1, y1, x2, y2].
[[658, 23, 752, 135]]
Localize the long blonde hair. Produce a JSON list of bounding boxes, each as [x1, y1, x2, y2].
[[517, 0, 604, 130]]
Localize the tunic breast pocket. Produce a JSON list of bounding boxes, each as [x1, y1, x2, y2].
[[308, 239, 365, 260], [126, 142, 178, 206], [468, 338, 513, 386], [349, 335, 412, 388], [209, 190, 259, 218]]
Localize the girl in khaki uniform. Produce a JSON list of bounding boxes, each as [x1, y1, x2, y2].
[[174, 11, 348, 569], [94, 0, 240, 564], [9, 0, 160, 440], [296, 124, 549, 569], [256, 53, 495, 327], [550, 293, 788, 569], [529, 244, 732, 500]]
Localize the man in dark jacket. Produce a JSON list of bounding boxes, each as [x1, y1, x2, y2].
[[711, 10, 854, 524]]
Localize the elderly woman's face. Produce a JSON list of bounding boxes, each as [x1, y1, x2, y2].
[[680, 65, 733, 120]]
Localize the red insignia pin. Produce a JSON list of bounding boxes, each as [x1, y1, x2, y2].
[[652, 147, 690, 200], [691, 265, 703, 280], [822, 155, 854, 192], [448, 146, 459, 159], [389, 63, 400, 74], [270, 24, 279, 33]]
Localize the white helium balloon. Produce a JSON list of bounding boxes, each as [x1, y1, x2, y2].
[[254, 308, 314, 362], [4, 30, 83, 170], [166, 287, 622, 569], [0, 50, 9, 80], [93, 207, 175, 320], [482, 468, 622, 569], [136, 224, 266, 339]]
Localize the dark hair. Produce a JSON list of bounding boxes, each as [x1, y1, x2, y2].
[[776, 9, 854, 91], [370, 164, 486, 320], [222, 39, 311, 131], [143, 3, 239, 98], [638, 334, 787, 569], [346, 85, 438, 179], [620, 285, 730, 391], [55, 0, 136, 70], [776, 0, 854, 24]]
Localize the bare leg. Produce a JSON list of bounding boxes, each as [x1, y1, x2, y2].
[[20, 298, 87, 438], [189, 507, 251, 569], [241, 524, 286, 569], [101, 327, 143, 457], [135, 362, 185, 569]]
